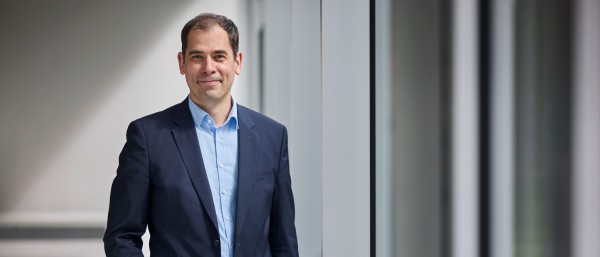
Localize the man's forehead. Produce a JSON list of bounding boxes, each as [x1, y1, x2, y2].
[[187, 27, 229, 42], [186, 29, 233, 52]]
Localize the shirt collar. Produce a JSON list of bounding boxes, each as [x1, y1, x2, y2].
[[188, 96, 238, 130]]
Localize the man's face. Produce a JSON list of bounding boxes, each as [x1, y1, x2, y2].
[[178, 25, 242, 109]]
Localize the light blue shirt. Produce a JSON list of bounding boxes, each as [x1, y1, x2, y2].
[[189, 96, 239, 257]]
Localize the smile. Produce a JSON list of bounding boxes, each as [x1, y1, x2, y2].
[[198, 80, 221, 86]]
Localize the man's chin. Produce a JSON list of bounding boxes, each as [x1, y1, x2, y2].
[[197, 82, 221, 90]]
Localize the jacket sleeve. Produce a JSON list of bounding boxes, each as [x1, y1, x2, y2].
[[269, 127, 300, 257], [104, 121, 150, 257]]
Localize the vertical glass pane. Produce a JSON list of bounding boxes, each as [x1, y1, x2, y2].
[[490, 1, 515, 257], [376, 1, 450, 257], [514, 0, 574, 256]]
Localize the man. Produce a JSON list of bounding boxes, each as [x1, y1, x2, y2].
[[103, 13, 299, 257]]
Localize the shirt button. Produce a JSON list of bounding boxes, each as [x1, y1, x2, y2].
[[214, 240, 220, 246], [219, 164, 224, 168], [225, 216, 230, 221], [221, 190, 226, 195]]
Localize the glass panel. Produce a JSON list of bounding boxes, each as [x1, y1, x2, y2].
[[376, 1, 450, 256], [513, 0, 574, 256]]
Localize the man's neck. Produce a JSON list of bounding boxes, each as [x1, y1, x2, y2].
[[191, 96, 232, 127]]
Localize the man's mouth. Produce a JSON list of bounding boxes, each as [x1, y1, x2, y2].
[[198, 79, 221, 85]]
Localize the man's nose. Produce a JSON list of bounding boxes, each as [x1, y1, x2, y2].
[[202, 58, 216, 74]]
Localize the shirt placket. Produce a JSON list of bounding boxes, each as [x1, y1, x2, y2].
[[215, 126, 232, 255]]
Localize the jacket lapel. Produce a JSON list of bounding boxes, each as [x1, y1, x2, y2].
[[171, 99, 218, 230], [235, 106, 259, 238]]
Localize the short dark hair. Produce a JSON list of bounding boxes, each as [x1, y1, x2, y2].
[[181, 13, 239, 56]]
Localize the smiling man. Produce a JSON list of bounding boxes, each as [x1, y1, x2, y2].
[[103, 13, 299, 257]]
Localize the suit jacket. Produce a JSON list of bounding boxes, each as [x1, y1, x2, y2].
[[104, 99, 298, 257]]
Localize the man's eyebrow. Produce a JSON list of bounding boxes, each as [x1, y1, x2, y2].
[[212, 50, 229, 55], [187, 49, 229, 56], [187, 50, 204, 55]]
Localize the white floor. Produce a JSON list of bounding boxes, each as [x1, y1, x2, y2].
[[0, 239, 104, 257], [0, 233, 150, 257]]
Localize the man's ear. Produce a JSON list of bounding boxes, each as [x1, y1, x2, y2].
[[235, 51, 242, 75], [177, 52, 185, 75]]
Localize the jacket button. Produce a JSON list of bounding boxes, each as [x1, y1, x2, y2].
[[214, 240, 220, 246]]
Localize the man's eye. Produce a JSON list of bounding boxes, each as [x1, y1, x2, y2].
[[190, 55, 202, 60], [214, 55, 226, 61]]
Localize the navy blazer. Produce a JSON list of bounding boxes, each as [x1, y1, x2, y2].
[[104, 99, 299, 257]]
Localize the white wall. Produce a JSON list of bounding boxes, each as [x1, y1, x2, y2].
[[321, 0, 371, 256], [289, 1, 323, 256]]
